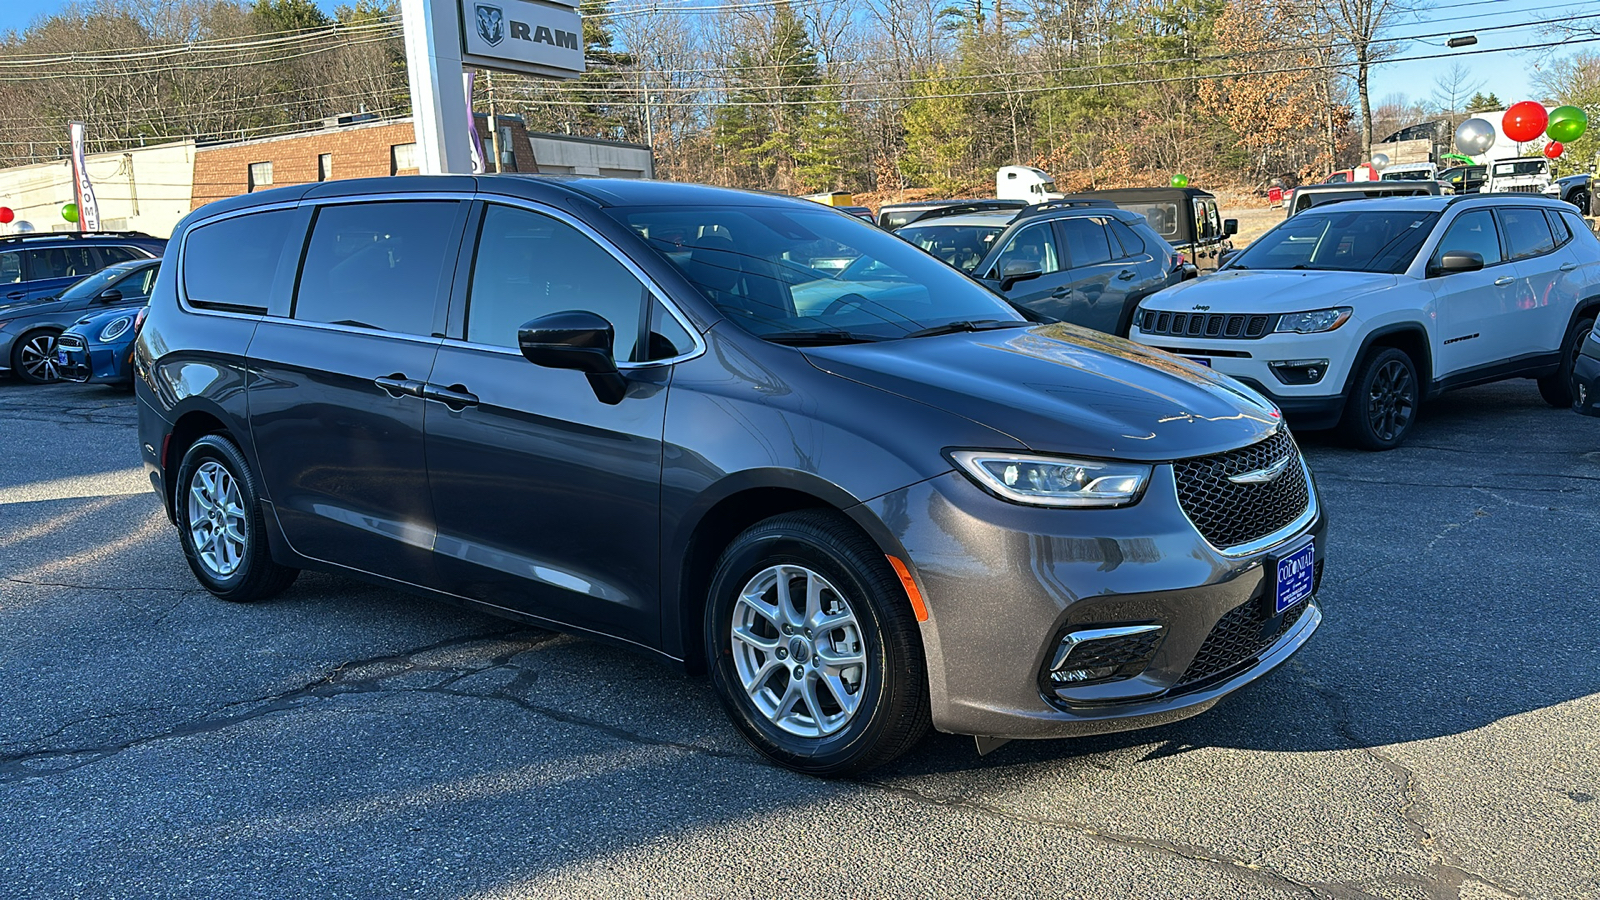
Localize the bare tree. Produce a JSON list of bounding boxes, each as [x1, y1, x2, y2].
[[1429, 61, 1482, 116], [1317, 0, 1431, 160]]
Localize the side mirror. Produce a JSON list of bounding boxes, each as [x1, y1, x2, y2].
[[998, 261, 1044, 292], [1223, 218, 1239, 236], [1431, 250, 1484, 276], [97, 289, 124, 304], [517, 310, 627, 405], [1219, 249, 1241, 268]]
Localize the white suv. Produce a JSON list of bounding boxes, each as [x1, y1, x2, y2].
[[1130, 195, 1600, 449]]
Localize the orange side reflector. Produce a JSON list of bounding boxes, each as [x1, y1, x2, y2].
[[886, 555, 929, 622]]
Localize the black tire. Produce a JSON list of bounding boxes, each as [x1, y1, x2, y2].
[[173, 434, 299, 602], [705, 510, 930, 776], [1570, 190, 1590, 216], [1538, 315, 1595, 408], [1339, 347, 1420, 451], [10, 329, 62, 384]]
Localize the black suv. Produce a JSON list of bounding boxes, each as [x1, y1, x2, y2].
[[895, 200, 1184, 335], [138, 176, 1324, 775], [0, 231, 166, 382]]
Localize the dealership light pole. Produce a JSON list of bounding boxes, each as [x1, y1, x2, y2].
[[400, 0, 586, 175]]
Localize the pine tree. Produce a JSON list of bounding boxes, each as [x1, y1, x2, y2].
[[712, 1, 820, 190]]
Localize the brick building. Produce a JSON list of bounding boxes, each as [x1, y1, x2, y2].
[[192, 114, 544, 208]]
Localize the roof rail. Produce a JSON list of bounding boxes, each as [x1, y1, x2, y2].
[[0, 230, 156, 245], [1016, 198, 1118, 219], [902, 199, 1030, 226]]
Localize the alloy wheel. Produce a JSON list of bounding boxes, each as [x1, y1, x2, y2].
[[18, 333, 60, 382], [1366, 358, 1416, 442], [187, 460, 247, 578], [731, 564, 867, 738]]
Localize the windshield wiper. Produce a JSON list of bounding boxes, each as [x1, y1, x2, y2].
[[761, 330, 884, 346], [900, 319, 1031, 339]]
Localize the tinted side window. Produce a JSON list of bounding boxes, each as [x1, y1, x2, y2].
[[184, 209, 295, 312], [0, 251, 19, 284], [1496, 208, 1555, 261], [992, 223, 1061, 277], [1108, 218, 1146, 257], [465, 204, 647, 361], [1058, 217, 1113, 266], [25, 246, 97, 281], [1435, 210, 1502, 267], [98, 246, 144, 265], [1545, 209, 1573, 247], [294, 201, 460, 336], [115, 266, 157, 300]]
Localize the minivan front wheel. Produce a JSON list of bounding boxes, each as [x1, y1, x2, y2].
[[706, 511, 930, 776], [174, 435, 299, 602], [1341, 347, 1419, 450]]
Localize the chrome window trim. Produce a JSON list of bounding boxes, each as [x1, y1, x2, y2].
[[465, 196, 706, 368], [1169, 456, 1319, 559], [256, 314, 443, 346]]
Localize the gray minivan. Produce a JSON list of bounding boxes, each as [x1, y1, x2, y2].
[[136, 175, 1326, 775]]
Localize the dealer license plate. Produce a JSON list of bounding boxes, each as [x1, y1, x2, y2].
[[1184, 356, 1211, 367], [57, 351, 69, 366], [1273, 543, 1315, 615]]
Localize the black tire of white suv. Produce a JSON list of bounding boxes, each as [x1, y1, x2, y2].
[[1340, 347, 1420, 451], [1539, 315, 1597, 409]]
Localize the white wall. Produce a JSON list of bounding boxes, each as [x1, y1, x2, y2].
[[527, 133, 653, 178], [0, 140, 195, 238]]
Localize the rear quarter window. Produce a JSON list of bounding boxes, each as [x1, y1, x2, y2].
[[182, 209, 296, 312]]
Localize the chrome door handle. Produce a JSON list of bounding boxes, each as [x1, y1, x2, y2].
[[1493, 276, 1515, 286], [422, 382, 479, 411], [373, 374, 425, 398], [1560, 262, 1578, 272]]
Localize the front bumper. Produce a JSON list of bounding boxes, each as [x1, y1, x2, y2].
[[57, 336, 133, 385], [866, 464, 1325, 740], [1131, 326, 1356, 430], [1574, 332, 1600, 417]]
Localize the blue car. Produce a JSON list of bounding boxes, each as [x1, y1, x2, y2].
[[56, 261, 161, 388]]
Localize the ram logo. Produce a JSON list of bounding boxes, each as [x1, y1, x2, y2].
[[475, 4, 505, 46]]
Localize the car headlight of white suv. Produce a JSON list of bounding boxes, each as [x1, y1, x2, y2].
[[1275, 308, 1352, 334]]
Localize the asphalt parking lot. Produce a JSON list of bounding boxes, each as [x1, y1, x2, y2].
[[0, 376, 1596, 900]]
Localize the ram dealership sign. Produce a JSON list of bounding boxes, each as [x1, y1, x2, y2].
[[460, 0, 585, 78]]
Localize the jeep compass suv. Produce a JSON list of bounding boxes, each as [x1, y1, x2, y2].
[[1132, 195, 1600, 449], [137, 176, 1325, 775]]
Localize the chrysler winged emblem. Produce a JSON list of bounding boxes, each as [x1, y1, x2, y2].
[[475, 3, 505, 46], [1228, 454, 1294, 485]]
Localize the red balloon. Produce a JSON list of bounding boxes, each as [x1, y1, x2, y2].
[[1544, 141, 1564, 159], [0, 207, 13, 224], [1502, 101, 1549, 143]]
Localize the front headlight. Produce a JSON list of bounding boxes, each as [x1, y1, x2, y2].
[[98, 315, 134, 343], [1275, 308, 1352, 334], [950, 450, 1151, 508]]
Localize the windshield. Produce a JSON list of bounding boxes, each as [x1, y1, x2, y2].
[[58, 264, 138, 301], [1228, 209, 1440, 273], [1381, 170, 1433, 181], [614, 205, 1021, 340], [1493, 161, 1547, 177], [896, 222, 1007, 273]]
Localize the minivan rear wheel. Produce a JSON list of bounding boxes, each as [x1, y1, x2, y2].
[[705, 510, 930, 776], [1340, 347, 1419, 451], [1537, 315, 1594, 408], [174, 435, 299, 602]]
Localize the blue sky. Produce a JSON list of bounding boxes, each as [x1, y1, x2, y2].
[[0, 0, 1588, 109]]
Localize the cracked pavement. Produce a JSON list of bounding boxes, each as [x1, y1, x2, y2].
[[0, 377, 1596, 899]]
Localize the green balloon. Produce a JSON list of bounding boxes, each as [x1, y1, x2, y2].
[[1546, 105, 1588, 143], [1171, 174, 1190, 188], [61, 203, 78, 223]]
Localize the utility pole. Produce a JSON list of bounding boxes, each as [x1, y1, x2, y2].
[[486, 71, 502, 173]]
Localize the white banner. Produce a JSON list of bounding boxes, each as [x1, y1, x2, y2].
[[464, 70, 487, 174], [68, 121, 100, 232]]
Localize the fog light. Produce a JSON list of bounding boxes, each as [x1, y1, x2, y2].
[[1045, 624, 1164, 689], [1269, 359, 1329, 385]]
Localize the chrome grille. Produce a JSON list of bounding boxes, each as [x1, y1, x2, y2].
[[1138, 310, 1273, 339], [55, 334, 86, 352], [1173, 430, 1310, 550]]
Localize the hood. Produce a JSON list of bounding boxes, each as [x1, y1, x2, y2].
[[1144, 269, 1398, 311], [0, 296, 68, 318], [802, 324, 1281, 461], [1552, 173, 1590, 188], [66, 304, 141, 333]]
